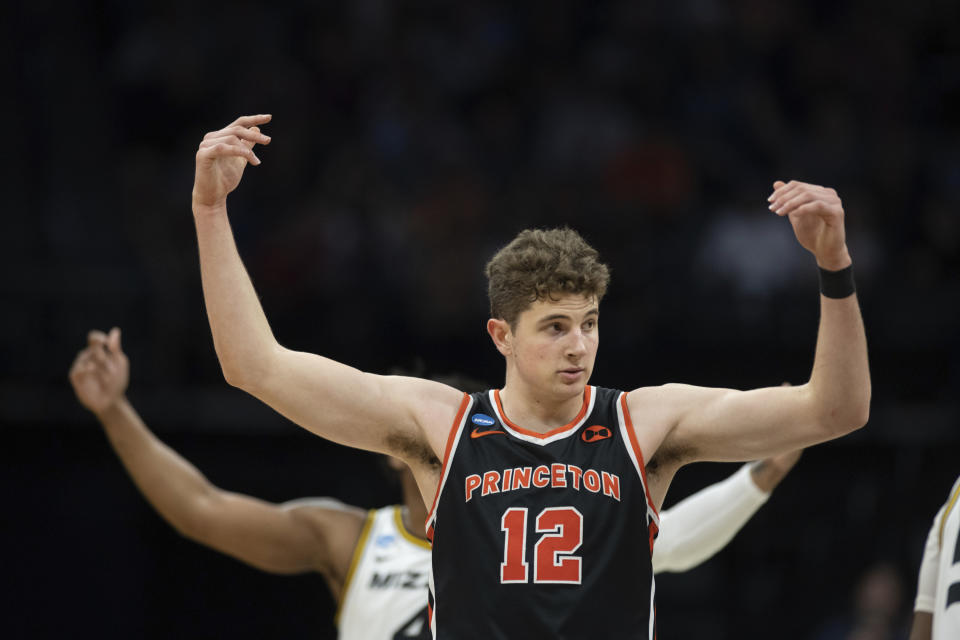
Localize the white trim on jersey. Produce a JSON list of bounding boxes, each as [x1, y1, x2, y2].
[[425, 395, 474, 534], [649, 576, 656, 640], [615, 392, 660, 529], [488, 387, 597, 446], [425, 394, 474, 640]]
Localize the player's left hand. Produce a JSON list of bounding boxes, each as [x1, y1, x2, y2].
[[768, 180, 851, 270], [69, 328, 129, 415]]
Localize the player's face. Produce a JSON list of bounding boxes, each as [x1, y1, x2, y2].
[[509, 293, 599, 398]]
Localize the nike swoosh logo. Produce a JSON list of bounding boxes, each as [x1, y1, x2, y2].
[[471, 428, 505, 438]]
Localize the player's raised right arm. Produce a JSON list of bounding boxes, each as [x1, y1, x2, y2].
[[192, 114, 272, 387], [191, 116, 460, 459]]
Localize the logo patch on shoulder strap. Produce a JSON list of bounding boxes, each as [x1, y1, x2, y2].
[[471, 413, 496, 426], [581, 425, 612, 443], [375, 534, 397, 547]]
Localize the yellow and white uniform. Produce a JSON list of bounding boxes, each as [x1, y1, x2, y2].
[[653, 463, 770, 573], [915, 475, 960, 640], [338, 506, 432, 640]]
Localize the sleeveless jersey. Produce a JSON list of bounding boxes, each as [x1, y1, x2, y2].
[[933, 476, 960, 640], [425, 386, 660, 639], [338, 506, 433, 640]]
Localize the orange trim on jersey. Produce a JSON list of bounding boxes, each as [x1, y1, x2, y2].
[[334, 509, 376, 626], [620, 393, 660, 520], [493, 386, 592, 439], [425, 392, 472, 534]]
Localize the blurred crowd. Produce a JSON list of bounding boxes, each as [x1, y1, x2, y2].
[[3, 1, 959, 638], [5, 0, 959, 406]]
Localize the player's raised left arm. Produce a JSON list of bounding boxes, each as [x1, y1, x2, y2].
[[637, 181, 870, 465], [771, 179, 871, 436]]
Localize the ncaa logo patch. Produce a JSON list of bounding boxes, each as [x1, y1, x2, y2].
[[471, 413, 495, 427], [375, 534, 396, 548], [581, 425, 612, 443]]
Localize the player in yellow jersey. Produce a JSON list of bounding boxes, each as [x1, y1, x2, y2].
[[910, 475, 960, 640], [69, 328, 433, 640]]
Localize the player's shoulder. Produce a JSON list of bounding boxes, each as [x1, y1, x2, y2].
[[388, 374, 468, 408], [270, 498, 371, 575], [938, 475, 960, 533], [386, 375, 475, 462], [620, 384, 727, 433], [624, 383, 694, 409], [948, 474, 960, 500], [281, 497, 368, 529]]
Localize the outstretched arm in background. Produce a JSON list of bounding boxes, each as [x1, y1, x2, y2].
[[190, 115, 460, 482], [69, 329, 365, 598], [652, 450, 801, 573]]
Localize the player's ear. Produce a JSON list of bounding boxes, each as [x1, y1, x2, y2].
[[487, 318, 512, 356]]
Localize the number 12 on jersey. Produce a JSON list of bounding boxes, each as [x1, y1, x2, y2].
[[500, 506, 583, 584]]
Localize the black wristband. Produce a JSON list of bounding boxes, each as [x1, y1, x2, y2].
[[818, 264, 856, 299]]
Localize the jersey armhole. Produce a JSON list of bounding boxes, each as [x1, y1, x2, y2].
[[334, 509, 376, 627], [617, 393, 660, 524], [425, 393, 473, 541]]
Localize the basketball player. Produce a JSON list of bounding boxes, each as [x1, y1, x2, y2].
[[69, 328, 433, 640], [70, 329, 802, 636], [909, 475, 960, 640], [190, 114, 869, 638]]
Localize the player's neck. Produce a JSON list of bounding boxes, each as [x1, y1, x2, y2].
[[400, 471, 428, 540], [498, 378, 587, 434]]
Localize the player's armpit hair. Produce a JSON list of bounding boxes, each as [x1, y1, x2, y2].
[[750, 459, 769, 475], [647, 441, 694, 473], [383, 431, 441, 470]]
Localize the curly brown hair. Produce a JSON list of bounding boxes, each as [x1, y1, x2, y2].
[[485, 227, 610, 327]]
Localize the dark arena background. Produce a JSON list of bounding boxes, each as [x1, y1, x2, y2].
[[3, 1, 959, 638]]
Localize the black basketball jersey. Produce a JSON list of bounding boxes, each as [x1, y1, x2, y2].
[[425, 386, 660, 639]]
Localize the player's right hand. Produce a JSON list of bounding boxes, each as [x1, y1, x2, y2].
[[69, 328, 129, 415], [192, 114, 272, 211]]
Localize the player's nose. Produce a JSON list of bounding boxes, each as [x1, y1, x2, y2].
[[565, 329, 588, 358]]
